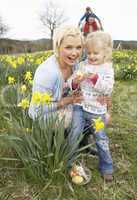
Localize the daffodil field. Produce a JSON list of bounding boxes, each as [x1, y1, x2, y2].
[[0, 50, 137, 199], [0, 50, 136, 113], [113, 50, 137, 80]]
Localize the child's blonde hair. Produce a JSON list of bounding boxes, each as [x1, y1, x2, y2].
[[53, 26, 84, 57], [85, 31, 113, 62]]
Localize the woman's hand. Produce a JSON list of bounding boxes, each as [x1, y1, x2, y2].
[[71, 90, 83, 103], [58, 90, 83, 108]]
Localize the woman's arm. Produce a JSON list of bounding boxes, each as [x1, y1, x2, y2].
[[29, 62, 83, 119]]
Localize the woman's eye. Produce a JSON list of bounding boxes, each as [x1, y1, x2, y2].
[[76, 46, 82, 50]]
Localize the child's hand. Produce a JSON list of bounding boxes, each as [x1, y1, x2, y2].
[[73, 76, 83, 84], [97, 96, 106, 105], [105, 112, 112, 125], [74, 71, 85, 84], [86, 73, 96, 80]]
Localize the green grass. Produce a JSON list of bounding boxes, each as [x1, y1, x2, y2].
[[0, 80, 137, 200]]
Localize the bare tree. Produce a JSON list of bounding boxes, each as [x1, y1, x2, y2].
[[0, 16, 9, 38], [39, 1, 67, 48]]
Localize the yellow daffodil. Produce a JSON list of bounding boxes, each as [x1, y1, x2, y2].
[[26, 128, 32, 133], [93, 117, 105, 132], [41, 92, 52, 105], [32, 91, 42, 105], [18, 98, 29, 109], [31, 91, 52, 105], [6, 56, 12, 63], [29, 58, 34, 63], [11, 61, 17, 69], [8, 76, 15, 84], [17, 57, 25, 65], [20, 84, 27, 93], [25, 71, 32, 81], [35, 58, 42, 65], [28, 80, 33, 85], [6, 57, 17, 68]]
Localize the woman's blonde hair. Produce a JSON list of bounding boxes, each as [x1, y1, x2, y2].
[[85, 31, 113, 62], [53, 26, 84, 57]]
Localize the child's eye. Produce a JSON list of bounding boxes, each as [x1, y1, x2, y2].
[[87, 51, 91, 55], [93, 53, 98, 55], [65, 46, 72, 49], [94, 51, 99, 55]]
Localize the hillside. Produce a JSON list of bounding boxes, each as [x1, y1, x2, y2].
[[113, 40, 137, 50], [0, 38, 51, 54], [0, 38, 137, 54]]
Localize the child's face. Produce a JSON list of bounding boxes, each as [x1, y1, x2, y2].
[[88, 17, 94, 23], [86, 41, 105, 65]]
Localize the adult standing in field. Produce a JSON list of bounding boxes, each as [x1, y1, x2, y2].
[[28, 26, 84, 128], [78, 6, 103, 37]]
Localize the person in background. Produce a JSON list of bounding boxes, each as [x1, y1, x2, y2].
[[69, 31, 114, 182], [82, 15, 100, 37], [78, 6, 103, 35], [28, 26, 84, 129]]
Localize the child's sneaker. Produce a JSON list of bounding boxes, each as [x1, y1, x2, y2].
[[102, 173, 113, 182]]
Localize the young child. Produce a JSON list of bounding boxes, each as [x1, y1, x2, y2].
[[69, 31, 114, 181], [83, 16, 100, 37]]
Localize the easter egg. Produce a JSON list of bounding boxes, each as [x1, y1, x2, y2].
[[72, 175, 84, 184], [70, 171, 77, 177]]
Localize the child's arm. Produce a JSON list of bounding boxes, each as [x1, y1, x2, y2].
[[106, 96, 112, 113], [106, 96, 112, 125], [67, 65, 87, 90], [97, 95, 112, 124], [90, 64, 114, 96]]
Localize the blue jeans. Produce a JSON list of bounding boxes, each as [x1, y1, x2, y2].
[[68, 105, 113, 175]]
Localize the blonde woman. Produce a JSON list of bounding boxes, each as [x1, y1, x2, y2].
[[29, 26, 84, 128]]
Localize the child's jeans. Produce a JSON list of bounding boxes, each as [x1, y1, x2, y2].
[[68, 105, 113, 175]]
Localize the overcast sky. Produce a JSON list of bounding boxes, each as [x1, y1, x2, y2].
[[0, 0, 137, 41]]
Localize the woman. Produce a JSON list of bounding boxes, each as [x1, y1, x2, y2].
[[29, 26, 84, 127]]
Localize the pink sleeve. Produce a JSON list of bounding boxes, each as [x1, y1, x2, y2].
[[89, 74, 99, 85]]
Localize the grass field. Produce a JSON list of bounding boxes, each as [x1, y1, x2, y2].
[[0, 81, 137, 200], [0, 51, 137, 199]]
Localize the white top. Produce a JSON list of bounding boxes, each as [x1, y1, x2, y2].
[[71, 60, 114, 114]]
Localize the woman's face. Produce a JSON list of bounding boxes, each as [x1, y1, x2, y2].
[[58, 36, 83, 68]]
